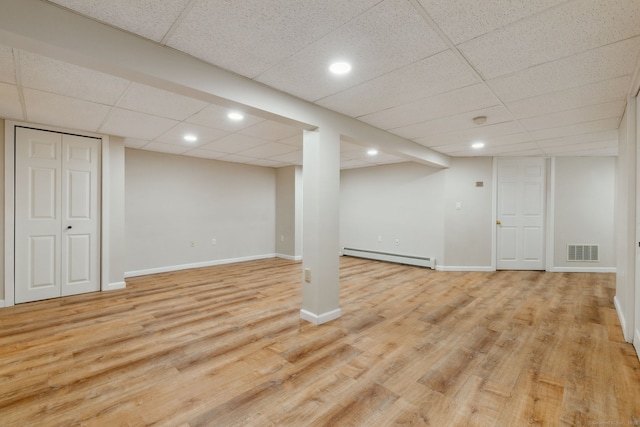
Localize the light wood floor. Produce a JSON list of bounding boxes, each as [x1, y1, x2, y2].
[[1, 257, 639, 426]]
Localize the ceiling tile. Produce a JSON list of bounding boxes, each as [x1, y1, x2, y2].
[[153, 122, 228, 146], [418, 0, 568, 45], [199, 134, 268, 154], [341, 159, 372, 169], [24, 88, 111, 132], [140, 141, 190, 155], [19, 51, 130, 105], [440, 140, 541, 156], [279, 134, 303, 148], [167, 0, 382, 78], [528, 117, 620, 141], [487, 36, 640, 102], [506, 76, 631, 119], [186, 104, 264, 132], [239, 120, 301, 141], [318, 50, 478, 117], [99, 108, 179, 140], [416, 120, 525, 147], [535, 130, 618, 148], [0, 83, 24, 120], [236, 142, 299, 159], [520, 101, 625, 131], [116, 83, 209, 121], [542, 139, 618, 155], [459, 0, 640, 79], [0, 45, 15, 84], [359, 83, 500, 130], [269, 150, 303, 164], [256, 0, 448, 101], [48, 0, 191, 42], [391, 105, 514, 140]]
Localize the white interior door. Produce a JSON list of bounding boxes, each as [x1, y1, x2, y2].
[[496, 158, 546, 270], [15, 127, 100, 303]]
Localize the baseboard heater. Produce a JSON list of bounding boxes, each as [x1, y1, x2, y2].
[[342, 247, 436, 269]]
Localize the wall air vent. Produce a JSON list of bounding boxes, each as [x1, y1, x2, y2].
[[567, 244, 599, 262]]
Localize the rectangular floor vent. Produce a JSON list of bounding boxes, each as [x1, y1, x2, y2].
[[567, 244, 599, 262]]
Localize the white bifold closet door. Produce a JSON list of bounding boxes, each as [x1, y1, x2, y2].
[[15, 127, 100, 304]]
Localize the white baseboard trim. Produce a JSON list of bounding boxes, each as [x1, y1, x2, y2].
[[548, 266, 616, 273], [436, 265, 495, 272], [276, 253, 302, 261], [300, 308, 342, 325], [125, 253, 276, 278], [614, 296, 633, 343], [104, 281, 126, 291]]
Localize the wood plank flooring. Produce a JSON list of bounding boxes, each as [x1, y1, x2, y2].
[[1, 257, 639, 426]]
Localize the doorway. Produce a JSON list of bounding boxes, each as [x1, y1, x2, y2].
[[496, 157, 546, 270], [14, 127, 101, 303]]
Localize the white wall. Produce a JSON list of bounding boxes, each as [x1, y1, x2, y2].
[[553, 157, 616, 270], [443, 157, 494, 269], [125, 148, 276, 275], [340, 162, 446, 264], [0, 119, 4, 301], [275, 166, 302, 260]]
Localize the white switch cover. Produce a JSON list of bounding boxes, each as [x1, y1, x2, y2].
[[304, 268, 311, 283], [456, 202, 462, 210]]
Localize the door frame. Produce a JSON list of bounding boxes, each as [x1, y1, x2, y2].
[[492, 156, 554, 271], [4, 121, 113, 307]]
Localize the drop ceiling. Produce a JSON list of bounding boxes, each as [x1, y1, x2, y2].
[[1, 0, 639, 168]]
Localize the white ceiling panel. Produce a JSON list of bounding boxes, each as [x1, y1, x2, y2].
[[48, 0, 192, 42], [153, 122, 228, 147], [528, 117, 621, 141], [318, 50, 478, 117], [239, 120, 301, 141], [0, 45, 15, 84], [506, 76, 631, 119], [19, 51, 130, 105], [199, 134, 268, 154], [439, 141, 542, 156], [167, 0, 382, 79], [459, 0, 640, 79], [255, 0, 448, 101], [488, 37, 640, 103], [279, 134, 303, 148], [416, 121, 526, 148], [359, 83, 500, 130], [535, 130, 618, 148], [341, 159, 373, 169], [24, 88, 111, 132], [140, 141, 190, 155], [248, 158, 286, 168], [418, 0, 568, 45], [542, 140, 618, 155], [0, 83, 23, 120], [186, 104, 265, 132], [237, 142, 299, 159], [520, 101, 625, 132], [99, 108, 179, 140], [269, 150, 303, 164], [391, 105, 514, 140], [116, 83, 209, 121]]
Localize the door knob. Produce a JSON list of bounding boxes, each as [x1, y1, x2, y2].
[[496, 220, 501, 225], [66, 226, 72, 230]]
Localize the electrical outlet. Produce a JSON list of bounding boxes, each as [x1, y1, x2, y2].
[[304, 268, 311, 283], [211, 238, 216, 245], [395, 238, 400, 246], [190, 240, 195, 247], [378, 235, 382, 243]]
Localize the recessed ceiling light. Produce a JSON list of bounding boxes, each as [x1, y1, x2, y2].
[[228, 112, 244, 121], [367, 149, 378, 156], [472, 141, 485, 149], [184, 134, 198, 143], [329, 62, 352, 75]]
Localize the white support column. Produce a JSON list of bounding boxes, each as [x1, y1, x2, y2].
[[300, 129, 341, 325]]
